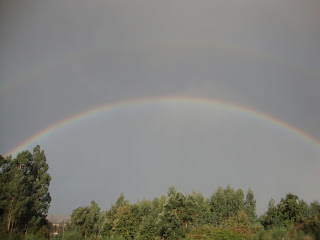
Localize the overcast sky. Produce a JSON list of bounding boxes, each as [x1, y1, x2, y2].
[[1, 0, 320, 215]]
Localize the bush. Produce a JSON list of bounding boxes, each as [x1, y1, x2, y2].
[[0, 233, 25, 240], [61, 230, 82, 240], [183, 225, 251, 240], [103, 237, 125, 240], [271, 227, 288, 240], [252, 230, 268, 240], [25, 234, 47, 240], [304, 215, 320, 240], [297, 230, 305, 240]]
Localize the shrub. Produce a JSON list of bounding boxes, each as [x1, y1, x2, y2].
[[252, 230, 268, 240], [271, 227, 288, 240], [297, 230, 305, 240], [25, 234, 47, 240], [183, 225, 251, 240], [61, 230, 82, 240]]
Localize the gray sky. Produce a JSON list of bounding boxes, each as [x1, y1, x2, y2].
[[1, 0, 320, 215]]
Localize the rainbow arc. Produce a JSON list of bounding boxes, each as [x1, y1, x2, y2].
[[6, 96, 320, 157]]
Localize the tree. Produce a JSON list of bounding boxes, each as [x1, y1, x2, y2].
[[70, 201, 102, 240], [211, 186, 239, 224], [104, 193, 129, 237], [309, 201, 320, 217], [168, 186, 177, 196], [183, 194, 198, 229], [112, 203, 136, 239], [157, 190, 198, 240], [25, 146, 51, 233], [210, 186, 226, 224], [71, 205, 90, 239], [193, 191, 216, 226], [277, 193, 302, 225], [224, 185, 236, 215], [136, 214, 158, 239], [6, 150, 33, 233], [235, 189, 245, 213], [0, 146, 51, 235], [261, 198, 279, 228], [261, 193, 304, 229], [157, 192, 186, 240], [0, 154, 13, 233], [245, 188, 257, 224]]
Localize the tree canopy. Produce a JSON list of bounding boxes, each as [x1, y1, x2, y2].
[[1, 147, 320, 240], [0, 146, 51, 237]]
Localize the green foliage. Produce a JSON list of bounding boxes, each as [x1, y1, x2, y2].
[[157, 191, 188, 240], [0, 146, 51, 236], [304, 214, 320, 240], [156, 190, 199, 239], [271, 227, 288, 240], [210, 186, 228, 224], [62, 185, 320, 240], [193, 191, 216, 226], [62, 230, 82, 240], [277, 193, 302, 225], [251, 230, 267, 240], [103, 237, 125, 240], [210, 185, 249, 225], [261, 193, 311, 230], [70, 201, 103, 240], [261, 198, 280, 228], [25, 234, 47, 240], [168, 186, 177, 196], [296, 230, 305, 240], [51, 229, 82, 240], [111, 203, 136, 239], [226, 210, 251, 229], [184, 226, 251, 240], [245, 188, 257, 224], [0, 233, 25, 240], [135, 214, 158, 239]]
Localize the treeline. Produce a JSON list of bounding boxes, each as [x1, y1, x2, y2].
[[63, 186, 320, 240], [66, 186, 256, 239], [0, 146, 51, 239], [1, 147, 320, 240]]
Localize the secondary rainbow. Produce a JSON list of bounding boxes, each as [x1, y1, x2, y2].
[[5, 96, 320, 157], [1, 41, 317, 98]]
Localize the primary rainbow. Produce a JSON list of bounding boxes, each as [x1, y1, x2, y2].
[[5, 96, 320, 157]]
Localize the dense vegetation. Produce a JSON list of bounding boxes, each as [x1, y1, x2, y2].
[[1, 147, 320, 239], [0, 146, 51, 239], [60, 187, 320, 240]]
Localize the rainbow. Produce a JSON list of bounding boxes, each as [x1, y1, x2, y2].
[[5, 96, 320, 157]]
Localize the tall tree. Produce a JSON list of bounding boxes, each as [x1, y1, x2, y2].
[[25, 146, 51, 233], [0, 155, 12, 231], [0, 146, 51, 235], [70, 201, 103, 240], [210, 186, 226, 224], [157, 190, 198, 240], [112, 203, 136, 240], [277, 193, 302, 225], [235, 188, 245, 213], [261, 198, 279, 228], [157, 191, 187, 240], [193, 191, 215, 226], [245, 188, 257, 224], [5, 150, 33, 233], [71, 205, 90, 239]]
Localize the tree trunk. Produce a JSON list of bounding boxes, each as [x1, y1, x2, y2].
[[10, 220, 15, 233], [7, 197, 15, 232]]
